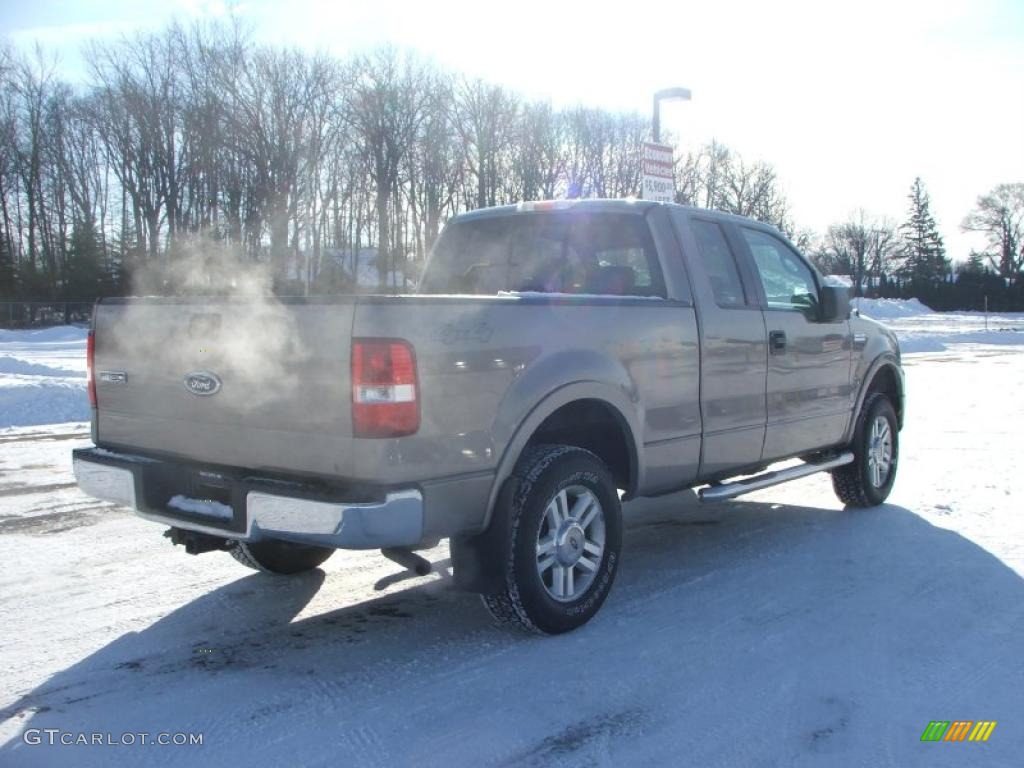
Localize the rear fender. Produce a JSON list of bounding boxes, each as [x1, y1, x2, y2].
[[452, 378, 640, 594], [482, 351, 643, 534]]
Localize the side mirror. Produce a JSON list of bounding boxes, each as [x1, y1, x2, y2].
[[819, 285, 850, 323]]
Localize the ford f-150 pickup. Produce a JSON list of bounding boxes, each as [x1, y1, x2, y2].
[[73, 199, 905, 634]]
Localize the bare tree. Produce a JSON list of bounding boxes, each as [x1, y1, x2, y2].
[[962, 183, 1024, 279], [605, 113, 648, 198], [345, 49, 432, 286], [867, 219, 897, 282], [511, 101, 564, 201], [85, 29, 188, 261], [405, 71, 461, 261], [675, 141, 790, 231], [13, 46, 61, 293], [820, 211, 898, 293], [3, 24, 822, 304], [454, 78, 518, 209]]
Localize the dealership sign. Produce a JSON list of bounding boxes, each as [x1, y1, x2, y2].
[[641, 142, 675, 202]]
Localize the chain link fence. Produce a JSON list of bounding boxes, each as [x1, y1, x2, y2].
[[0, 301, 95, 329]]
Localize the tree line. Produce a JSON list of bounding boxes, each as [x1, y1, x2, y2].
[[0, 19, 790, 302], [811, 178, 1024, 311], [0, 18, 1021, 312]]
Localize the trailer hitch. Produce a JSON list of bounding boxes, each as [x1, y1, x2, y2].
[[164, 527, 231, 555]]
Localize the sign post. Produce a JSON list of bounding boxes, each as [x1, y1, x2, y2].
[[641, 141, 675, 203]]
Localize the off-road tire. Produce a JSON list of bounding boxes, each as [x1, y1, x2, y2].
[[480, 444, 622, 635], [229, 539, 334, 574], [832, 393, 899, 508]]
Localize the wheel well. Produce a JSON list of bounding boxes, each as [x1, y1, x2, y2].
[[866, 365, 903, 427], [526, 399, 635, 493]]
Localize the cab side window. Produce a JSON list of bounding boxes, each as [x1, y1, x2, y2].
[[690, 219, 747, 308], [741, 228, 819, 319]]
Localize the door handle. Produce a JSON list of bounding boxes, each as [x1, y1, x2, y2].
[[769, 330, 787, 354]]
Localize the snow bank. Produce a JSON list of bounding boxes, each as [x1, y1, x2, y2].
[[0, 356, 85, 378], [0, 377, 89, 427], [895, 327, 1024, 354], [0, 326, 89, 427], [0, 325, 89, 343], [823, 274, 852, 287], [853, 297, 934, 319], [868, 304, 1024, 354]]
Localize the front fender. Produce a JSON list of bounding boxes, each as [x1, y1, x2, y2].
[[845, 351, 904, 444]]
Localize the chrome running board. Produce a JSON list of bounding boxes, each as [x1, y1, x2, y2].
[[698, 452, 854, 502]]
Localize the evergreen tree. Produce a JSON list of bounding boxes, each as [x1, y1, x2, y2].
[[107, 225, 144, 296], [897, 177, 949, 284], [959, 251, 990, 276], [0, 235, 14, 298], [63, 220, 103, 300]]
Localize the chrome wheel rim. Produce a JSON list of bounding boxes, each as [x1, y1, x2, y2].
[[535, 485, 605, 602], [866, 415, 894, 488]]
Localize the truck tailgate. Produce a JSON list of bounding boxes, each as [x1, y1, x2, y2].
[[93, 298, 356, 477]]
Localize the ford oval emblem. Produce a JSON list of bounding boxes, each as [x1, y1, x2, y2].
[[183, 371, 222, 396]]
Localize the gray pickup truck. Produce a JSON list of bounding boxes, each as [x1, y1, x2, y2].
[[73, 199, 904, 634]]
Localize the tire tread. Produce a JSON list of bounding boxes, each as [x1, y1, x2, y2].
[[482, 444, 608, 634], [831, 392, 896, 508], [228, 539, 333, 574], [229, 541, 270, 572]]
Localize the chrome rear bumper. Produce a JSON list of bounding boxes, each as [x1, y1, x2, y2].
[[72, 448, 423, 550]]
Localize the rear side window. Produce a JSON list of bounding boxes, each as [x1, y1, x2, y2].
[[420, 217, 514, 294], [419, 213, 664, 297], [690, 219, 746, 308], [577, 216, 655, 293]]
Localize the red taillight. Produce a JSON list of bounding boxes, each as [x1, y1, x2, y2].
[[352, 339, 419, 438], [87, 330, 97, 407]]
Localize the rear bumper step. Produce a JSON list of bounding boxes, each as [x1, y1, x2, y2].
[[72, 447, 423, 550], [698, 452, 854, 502]]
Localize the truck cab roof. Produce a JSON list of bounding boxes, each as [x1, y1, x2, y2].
[[451, 198, 786, 238]]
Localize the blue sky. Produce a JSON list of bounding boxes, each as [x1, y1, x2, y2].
[[4, 0, 1023, 260]]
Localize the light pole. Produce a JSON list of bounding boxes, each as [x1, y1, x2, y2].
[[652, 87, 692, 143]]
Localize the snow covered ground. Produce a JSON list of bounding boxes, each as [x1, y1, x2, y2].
[[853, 298, 1024, 354], [0, 327, 89, 428], [1, 306, 1023, 766]]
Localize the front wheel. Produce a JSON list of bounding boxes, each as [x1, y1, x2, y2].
[[480, 444, 622, 634], [832, 393, 899, 507], [229, 539, 334, 574]]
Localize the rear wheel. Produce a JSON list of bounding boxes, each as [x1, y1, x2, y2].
[[229, 539, 334, 574], [480, 444, 622, 634], [832, 393, 899, 508]]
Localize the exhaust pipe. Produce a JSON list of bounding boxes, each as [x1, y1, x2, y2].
[[382, 547, 432, 576]]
